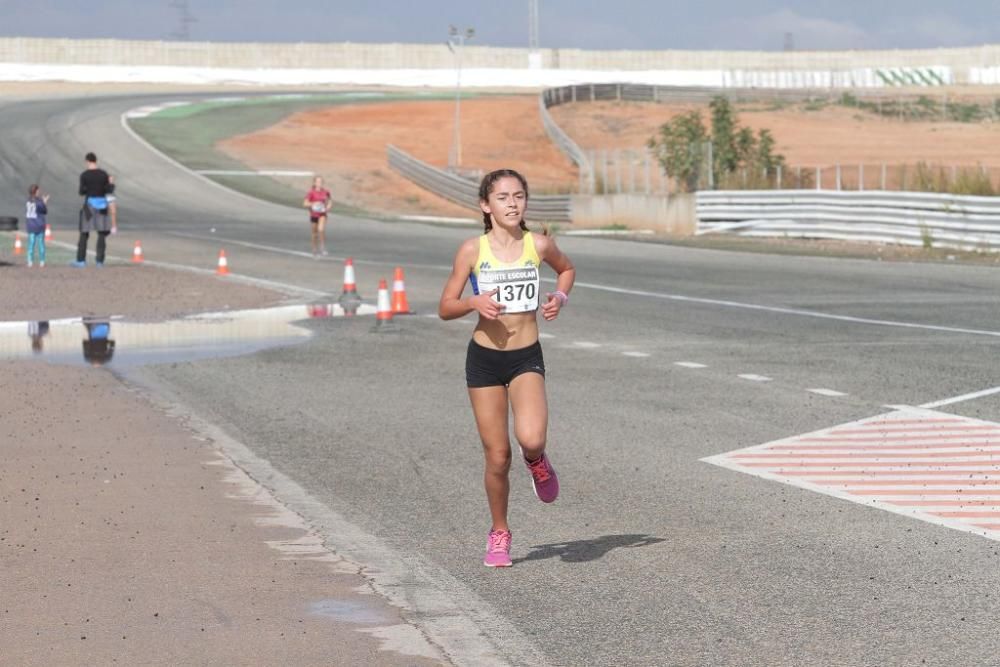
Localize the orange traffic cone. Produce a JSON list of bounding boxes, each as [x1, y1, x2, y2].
[[391, 266, 413, 315], [371, 278, 399, 332], [132, 240, 144, 263], [44, 224, 52, 241], [13, 234, 22, 255], [216, 249, 230, 275], [338, 257, 362, 312]]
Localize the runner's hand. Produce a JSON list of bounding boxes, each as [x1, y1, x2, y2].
[[542, 293, 563, 321], [471, 290, 505, 320]]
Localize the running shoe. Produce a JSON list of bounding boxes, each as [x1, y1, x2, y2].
[[95, 262, 104, 268], [26, 261, 32, 268], [484, 529, 512, 568], [524, 451, 559, 503], [70, 261, 86, 268]]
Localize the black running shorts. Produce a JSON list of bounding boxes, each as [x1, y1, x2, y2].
[[465, 339, 545, 388]]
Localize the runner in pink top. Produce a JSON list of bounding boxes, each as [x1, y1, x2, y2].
[[302, 176, 332, 256]]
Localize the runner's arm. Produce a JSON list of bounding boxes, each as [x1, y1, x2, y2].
[[438, 239, 503, 320], [536, 235, 576, 321]]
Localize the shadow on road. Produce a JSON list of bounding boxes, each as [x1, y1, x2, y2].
[[515, 533, 665, 564]]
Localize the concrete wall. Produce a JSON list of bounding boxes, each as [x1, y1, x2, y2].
[[571, 193, 696, 235], [3, 37, 1000, 76]]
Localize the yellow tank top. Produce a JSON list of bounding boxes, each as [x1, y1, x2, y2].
[[469, 232, 542, 313]]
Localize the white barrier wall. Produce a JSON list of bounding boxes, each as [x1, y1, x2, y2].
[[3, 37, 1000, 72], [0, 37, 997, 87]]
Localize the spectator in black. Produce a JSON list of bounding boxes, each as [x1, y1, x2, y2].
[[74, 152, 115, 267]]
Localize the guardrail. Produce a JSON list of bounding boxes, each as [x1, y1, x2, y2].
[[387, 145, 572, 223], [538, 96, 594, 193], [696, 190, 1000, 251]]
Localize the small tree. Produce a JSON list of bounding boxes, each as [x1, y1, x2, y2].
[[754, 129, 783, 173], [649, 95, 786, 191], [647, 111, 708, 193], [710, 97, 739, 183]]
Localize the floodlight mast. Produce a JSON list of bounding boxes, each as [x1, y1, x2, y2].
[[447, 26, 475, 170]]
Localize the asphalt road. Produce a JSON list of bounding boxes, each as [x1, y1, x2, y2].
[[4, 90, 1000, 666]]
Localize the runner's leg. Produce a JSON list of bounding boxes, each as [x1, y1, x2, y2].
[[310, 221, 319, 255], [509, 372, 548, 461], [469, 386, 512, 531], [509, 371, 559, 502], [318, 216, 328, 254], [27, 232, 36, 265]]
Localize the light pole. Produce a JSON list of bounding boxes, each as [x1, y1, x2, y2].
[[446, 25, 474, 170]]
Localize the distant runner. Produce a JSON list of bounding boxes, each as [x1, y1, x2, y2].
[[302, 176, 332, 256], [438, 168, 576, 568]]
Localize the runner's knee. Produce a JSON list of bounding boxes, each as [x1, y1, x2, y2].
[[484, 447, 512, 474]]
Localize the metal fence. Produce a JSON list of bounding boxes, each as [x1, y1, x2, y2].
[[541, 82, 1000, 194], [386, 145, 572, 223], [539, 83, 958, 107], [696, 190, 1000, 251], [586, 149, 670, 195]]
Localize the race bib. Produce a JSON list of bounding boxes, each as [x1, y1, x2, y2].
[[477, 266, 540, 313], [25, 201, 37, 219], [311, 202, 326, 213]]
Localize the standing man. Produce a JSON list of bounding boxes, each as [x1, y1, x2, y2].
[[74, 152, 115, 268], [302, 175, 332, 257]]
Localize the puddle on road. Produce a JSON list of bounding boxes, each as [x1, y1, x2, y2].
[[307, 598, 392, 625], [0, 303, 361, 368]]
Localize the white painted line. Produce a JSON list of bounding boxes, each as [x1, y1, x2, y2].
[[397, 214, 477, 226], [739, 374, 773, 382], [164, 231, 449, 273], [563, 229, 655, 236], [197, 169, 314, 177], [139, 379, 547, 667], [572, 280, 1000, 339], [675, 361, 707, 369], [920, 385, 1000, 409], [622, 351, 651, 358], [808, 388, 848, 397], [571, 341, 601, 349], [538, 332, 557, 339], [702, 407, 1000, 545], [42, 238, 331, 299], [156, 230, 1000, 345], [120, 111, 301, 213]]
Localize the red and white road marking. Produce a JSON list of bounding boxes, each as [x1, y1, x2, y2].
[[703, 407, 1000, 541]]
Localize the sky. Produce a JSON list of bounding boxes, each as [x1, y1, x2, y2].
[[1, 1, 998, 52]]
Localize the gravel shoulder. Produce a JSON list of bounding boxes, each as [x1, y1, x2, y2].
[[1, 263, 446, 666]]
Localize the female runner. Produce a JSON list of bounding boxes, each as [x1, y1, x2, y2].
[[438, 168, 575, 567]]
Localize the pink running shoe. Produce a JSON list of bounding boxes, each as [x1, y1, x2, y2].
[[484, 529, 513, 568], [524, 451, 559, 503]]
